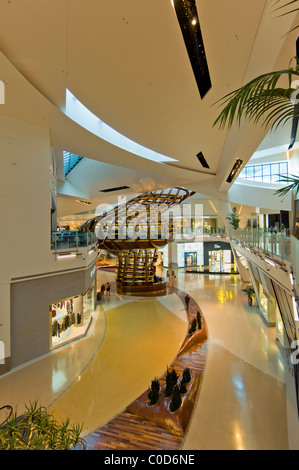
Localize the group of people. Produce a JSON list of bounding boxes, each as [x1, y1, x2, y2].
[[166, 269, 176, 279], [100, 282, 111, 296]]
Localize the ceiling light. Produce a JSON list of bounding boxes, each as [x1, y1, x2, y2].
[[76, 200, 92, 205], [57, 253, 77, 259], [196, 151, 210, 169], [192, 18, 197, 25], [226, 159, 244, 183], [265, 258, 275, 267]]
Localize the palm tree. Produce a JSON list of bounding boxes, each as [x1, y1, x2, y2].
[[213, 60, 299, 132], [226, 206, 241, 230], [275, 0, 299, 34], [213, 0, 299, 195], [274, 173, 299, 196], [214, 0, 299, 131]]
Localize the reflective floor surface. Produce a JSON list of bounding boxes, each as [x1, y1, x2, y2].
[[0, 266, 297, 450]]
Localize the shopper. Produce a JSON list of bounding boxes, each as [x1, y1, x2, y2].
[[101, 284, 106, 296], [106, 282, 111, 296]]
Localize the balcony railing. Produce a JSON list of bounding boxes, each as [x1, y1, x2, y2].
[[51, 231, 97, 251], [230, 228, 292, 261]]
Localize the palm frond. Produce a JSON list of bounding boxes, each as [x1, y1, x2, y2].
[[273, 0, 299, 15], [274, 173, 299, 197], [213, 65, 299, 130], [273, 0, 299, 34]]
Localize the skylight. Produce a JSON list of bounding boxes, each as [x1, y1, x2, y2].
[[63, 151, 83, 176], [65, 89, 178, 164]]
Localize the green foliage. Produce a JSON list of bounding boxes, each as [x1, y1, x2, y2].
[[182, 368, 192, 384], [179, 379, 188, 395], [226, 207, 240, 229], [151, 378, 160, 394], [170, 369, 178, 386], [147, 388, 159, 407], [273, 0, 299, 34], [274, 174, 299, 198], [213, 61, 299, 131], [0, 400, 86, 450], [188, 318, 197, 336], [242, 285, 255, 299], [196, 311, 202, 330], [169, 385, 182, 413], [164, 367, 178, 397]]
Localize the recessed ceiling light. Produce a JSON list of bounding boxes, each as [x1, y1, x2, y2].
[[76, 200, 92, 205], [192, 18, 197, 25]]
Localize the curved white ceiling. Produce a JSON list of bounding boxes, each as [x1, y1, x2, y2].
[[0, 0, 298, 216], [65, 89, 177, 163]]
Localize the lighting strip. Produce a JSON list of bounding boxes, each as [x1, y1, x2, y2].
[[65, 89, 177, 164], [265, 258, 276, 267], [57, 253, 77, 259]]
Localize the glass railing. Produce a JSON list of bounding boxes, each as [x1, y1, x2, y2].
[[51, 231, 97, 250], [230, 228, 292, 261]]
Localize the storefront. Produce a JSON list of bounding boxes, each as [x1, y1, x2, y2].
[[158, 240, 235, 273], [50, 280, 96, 348], [203, 241, 235, 273], [184, 252, 197, 267]]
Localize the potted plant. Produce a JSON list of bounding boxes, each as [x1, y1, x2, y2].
[[0, 400, 86, 450], [182, 367, 192, 384], [242, 285, 255, 306], [169, 385, 182, 413], [179, 378, 188, 395], [164, 368, 178, 397], [147, 388, 159, 407], [226, 207, 240, 230], [188, 318, 197, 336], [150, 378, 160, 394], [196, 311, 202, 330]]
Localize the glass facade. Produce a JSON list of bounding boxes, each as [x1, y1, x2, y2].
[[238, 161, 288, 184], [63, 151, 83, 177]]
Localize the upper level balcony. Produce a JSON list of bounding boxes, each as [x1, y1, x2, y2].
[[51, 231, 97, 251], [230, 228, 293, 262]]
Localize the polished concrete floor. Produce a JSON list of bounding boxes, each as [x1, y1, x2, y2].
[[0, 267, 297, 449]]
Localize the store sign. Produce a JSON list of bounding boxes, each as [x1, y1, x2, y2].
[[0, 340, 4, 364], [214, 244, 221, 249], [0, 81, 4, 104]]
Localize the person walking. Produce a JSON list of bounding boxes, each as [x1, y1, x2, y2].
[[106, 282, 111, 296], [185, 294, 190, 311], [101, 283, 106, 296]]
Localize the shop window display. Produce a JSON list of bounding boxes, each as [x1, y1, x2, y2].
[[50, 282, 96, 348]]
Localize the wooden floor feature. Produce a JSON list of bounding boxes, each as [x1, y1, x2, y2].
[[85, 286, 208, 451], [87, 412, 182, 450]]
